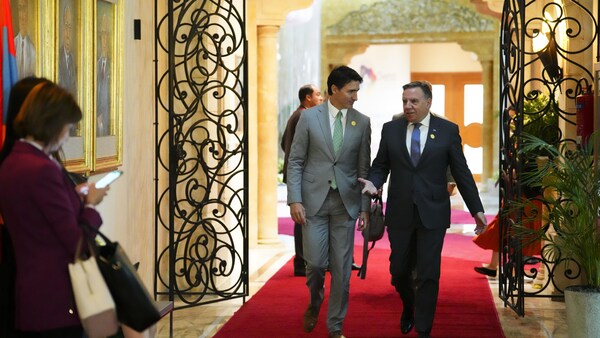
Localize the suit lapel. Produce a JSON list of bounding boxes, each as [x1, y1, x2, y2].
[[420, 115, 439, 162], [398, 119, 411, 164], [339, 109, 359, 158], [316, 104, 335, 157]]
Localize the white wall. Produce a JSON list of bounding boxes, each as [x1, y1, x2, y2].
[[90, 0, 156, 287], [349, 44, 411, 162], [411, 42, 482, 72]]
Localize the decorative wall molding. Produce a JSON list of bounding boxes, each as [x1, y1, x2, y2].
[[327, 0, 496, 36]]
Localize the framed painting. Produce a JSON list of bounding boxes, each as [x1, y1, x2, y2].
[[94, 0, 122, 172], [57, 0, 79, 106], [56, 0, 92, 173], [11, 0, 39, 79]]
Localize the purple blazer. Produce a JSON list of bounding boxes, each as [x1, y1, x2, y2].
[[0, 141, 102, 331]]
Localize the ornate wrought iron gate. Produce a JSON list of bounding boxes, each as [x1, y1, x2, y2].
[[153, 0, 248, 322], [498, 0, 598, 316]]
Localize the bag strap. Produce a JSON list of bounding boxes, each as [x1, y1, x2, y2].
[[80, 222, 113, 246], [374, 195, 383, 208], [73, 232, 98, 262], [358, 195, 383, 279], [358, 225, 369, 279]]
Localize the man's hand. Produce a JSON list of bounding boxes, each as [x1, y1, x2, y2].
[[290, 203, 306, 225], [357, 178, 377, 196], [473, 212, 488, 235], [357, 211, 369, 231], [447, 182, 457, 196]]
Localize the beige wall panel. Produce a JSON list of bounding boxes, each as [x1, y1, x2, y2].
[[92, 0, 155, 289]]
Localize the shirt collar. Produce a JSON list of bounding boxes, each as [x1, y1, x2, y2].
[[327, 100, 347, 119], [413, 113, 431, 128]]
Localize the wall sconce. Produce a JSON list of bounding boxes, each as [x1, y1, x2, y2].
[[533, 31, 562, 82]]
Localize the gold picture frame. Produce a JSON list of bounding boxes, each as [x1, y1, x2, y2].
[[56, 0, 91, 173], [9, 0, 123, 174], [93, 0, 123, 172]]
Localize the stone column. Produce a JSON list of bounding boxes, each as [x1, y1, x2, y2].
[[481, 59, 494, 187], [257, 25, 280, 244], [251, 0, 314, 246]]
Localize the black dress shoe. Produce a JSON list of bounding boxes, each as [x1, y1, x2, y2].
[[351, 263, 361, 271], [474, 266, 497, 277], [294, 268, 306, 276], [400, 312, 414, 334]]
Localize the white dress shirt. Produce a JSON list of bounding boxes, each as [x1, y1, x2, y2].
[[327, 100, 347, 137], [405, 112, 431, 154]]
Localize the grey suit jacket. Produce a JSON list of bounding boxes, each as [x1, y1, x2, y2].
[[369, 114, 483, 229], [287, 101, 371, 218]]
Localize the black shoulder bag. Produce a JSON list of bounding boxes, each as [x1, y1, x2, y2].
[[358, 196, 385, 279]]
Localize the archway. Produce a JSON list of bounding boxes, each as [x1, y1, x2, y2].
[[321, 0, 500, 184]]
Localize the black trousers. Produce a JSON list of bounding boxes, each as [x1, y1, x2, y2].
[[388, 205, 446, 335]]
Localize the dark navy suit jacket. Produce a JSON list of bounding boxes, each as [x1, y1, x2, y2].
[[0, 141, 102, 331], [369, 114, 484, 229]]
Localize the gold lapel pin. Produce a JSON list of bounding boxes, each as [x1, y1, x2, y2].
[[430, 134, 435, 139], [351, 121, 357, 126]]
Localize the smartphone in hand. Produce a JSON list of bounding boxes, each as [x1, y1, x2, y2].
[[95, 170, 123, 188]]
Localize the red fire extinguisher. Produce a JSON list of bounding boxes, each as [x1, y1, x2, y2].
[[576, 85, 594, 146]]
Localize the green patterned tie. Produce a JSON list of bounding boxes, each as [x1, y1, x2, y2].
[[331, 111, 343, 189]]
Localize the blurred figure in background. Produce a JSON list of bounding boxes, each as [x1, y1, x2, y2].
[[281, 84, 322, 276]]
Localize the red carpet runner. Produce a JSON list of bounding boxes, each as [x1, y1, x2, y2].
[[214, 233, 504, 337]]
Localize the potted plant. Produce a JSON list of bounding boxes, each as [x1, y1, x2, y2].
[[514, 91, 560, 279], [516, 132, 600, 337]]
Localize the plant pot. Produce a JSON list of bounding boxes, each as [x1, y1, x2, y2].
[[565, 285, 600, 338]]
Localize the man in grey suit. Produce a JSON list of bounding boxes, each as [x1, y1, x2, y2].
[[287, 66, 371, 338], [281, 84, 323, 277], [359, 81, 487, 338]]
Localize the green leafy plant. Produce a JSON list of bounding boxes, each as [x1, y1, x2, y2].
[[515, 132, 600, 287], [522, 90, 560, 145], [520, 90, 560, 198]]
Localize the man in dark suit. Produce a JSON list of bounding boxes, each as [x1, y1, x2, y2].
[[281, 84, 322, 276], [359, 81, 487, 338], [287, 66, 371, 338]]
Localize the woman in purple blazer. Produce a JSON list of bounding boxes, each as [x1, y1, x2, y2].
[[0, 81, 109, 337]]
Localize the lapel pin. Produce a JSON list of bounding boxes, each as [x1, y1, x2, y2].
[[430, 134, 435, 139], [351, 121, 357, 126]]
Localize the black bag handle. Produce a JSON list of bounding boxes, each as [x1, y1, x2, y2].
[[80, 222, 113, 245]]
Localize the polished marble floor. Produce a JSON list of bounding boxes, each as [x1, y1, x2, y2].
[[154, 183, 569, 337]]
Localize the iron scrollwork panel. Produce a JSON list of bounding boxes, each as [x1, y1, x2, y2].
[[499, 0, 598, 316], [154, 0, 248, 309]]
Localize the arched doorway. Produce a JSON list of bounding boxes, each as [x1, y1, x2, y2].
[[321, 0, 500, 184]]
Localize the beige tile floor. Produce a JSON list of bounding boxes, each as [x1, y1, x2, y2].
[[154, 183, 568, 337]]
